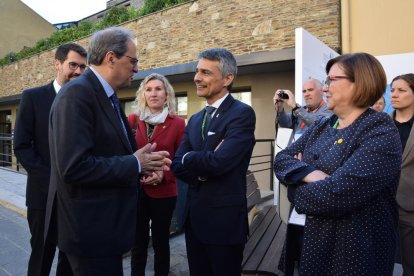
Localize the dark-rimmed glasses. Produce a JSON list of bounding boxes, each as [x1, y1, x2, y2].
[[324, 75, 349, 88], [68, 62, 87, 71], [124, 55, 139, 67]]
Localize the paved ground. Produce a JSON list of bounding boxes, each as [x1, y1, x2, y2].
[[0, 168, 189, 276], [0, 167, 404, 276]]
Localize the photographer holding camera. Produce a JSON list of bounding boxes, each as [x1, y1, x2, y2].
[[274, 79, 331, 144]]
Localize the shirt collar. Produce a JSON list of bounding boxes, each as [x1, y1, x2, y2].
[[206, 92, 229, 109], [53, 80, 61, 94], [89, 67, 115, 98]]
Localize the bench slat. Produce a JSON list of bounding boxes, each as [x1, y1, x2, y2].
[[257, 214, 287, 275], [247, 189, 261, 211], [242, 206, 277, 271], [242, 206, 272, 267]]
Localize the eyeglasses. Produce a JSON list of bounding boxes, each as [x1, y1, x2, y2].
[[324, 75, 349, 88], [124, 55, 139, 67], [68, 62, 87, 71]]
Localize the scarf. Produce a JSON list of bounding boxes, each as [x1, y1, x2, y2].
[[139, 106, 169, 125]]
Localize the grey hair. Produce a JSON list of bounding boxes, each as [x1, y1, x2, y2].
[[88, 27, 135, 66], [311, 79, 323, 89], [198, 48, 237, 90], [135, 73, 176, 115]]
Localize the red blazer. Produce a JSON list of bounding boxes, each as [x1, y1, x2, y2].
[[135, 114, 185, 198]]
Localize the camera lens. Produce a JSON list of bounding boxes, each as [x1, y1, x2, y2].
[[279, 91, 289, 99]]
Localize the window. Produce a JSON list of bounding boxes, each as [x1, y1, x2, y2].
[[175, 93, 188, 119], [123, 100, 136, 117], [231, 88, 252, 106]]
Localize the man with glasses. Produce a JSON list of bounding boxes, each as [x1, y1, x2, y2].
[[46, 27, 170, 275], [14, 43, 87, 276], [273, 79, 331, 143]]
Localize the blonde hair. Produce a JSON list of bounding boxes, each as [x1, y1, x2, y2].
[[135, 73, 176, 115]]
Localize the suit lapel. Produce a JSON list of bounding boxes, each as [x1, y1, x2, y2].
[[402, 124, 414, 165], [87, 70, 133, 153], [205, 94, 234, 137], [149, 115, 172, 142], [190, 111, 205, 150], [45, 81, 57, 104]]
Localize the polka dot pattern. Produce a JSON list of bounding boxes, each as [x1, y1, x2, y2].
[[274, 109, 402, 275]]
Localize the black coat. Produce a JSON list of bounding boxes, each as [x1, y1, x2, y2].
[[13, 82, 56, 209], [47, 69, 139, 257]]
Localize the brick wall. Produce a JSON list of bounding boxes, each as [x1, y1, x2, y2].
[[0, 0, 340, 98]]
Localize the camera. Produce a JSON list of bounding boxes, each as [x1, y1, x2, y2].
[[278, 90, 289, 100]]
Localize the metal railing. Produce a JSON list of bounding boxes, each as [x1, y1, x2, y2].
[[0, 132, 20, 170], [1, 132, 275, 189], [249, 139, 275, 191]]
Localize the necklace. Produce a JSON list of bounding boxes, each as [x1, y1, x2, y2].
[[333, 119, 339, 129]]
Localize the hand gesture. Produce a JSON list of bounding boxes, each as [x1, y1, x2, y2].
[[133, 143, 171, 174], [141, 170, 164, 186]]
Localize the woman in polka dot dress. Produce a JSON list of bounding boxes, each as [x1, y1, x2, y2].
[[390, 73, 414, 276], [274, 53, 402, 276]]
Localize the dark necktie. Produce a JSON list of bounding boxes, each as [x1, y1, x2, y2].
[[202, 106, 216, 140], [110, 93, 131, 147]]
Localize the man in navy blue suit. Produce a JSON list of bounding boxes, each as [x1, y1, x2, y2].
[[172, 48, 256, 276]]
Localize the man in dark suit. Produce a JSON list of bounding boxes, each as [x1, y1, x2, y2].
[[172, 48, 256, 276], [13, 43, 87, 276], [47, 27, 170, 275]]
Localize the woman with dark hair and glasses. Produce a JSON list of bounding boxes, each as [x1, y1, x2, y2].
[[274, 53, 401, 275], [390, 73, 414, 276]]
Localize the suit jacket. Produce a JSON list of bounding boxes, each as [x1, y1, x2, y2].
[[13, 81, 56, 209], [396, 116, 414, 211], [135, 114, 185, 198], [47, 69, 139, 257], [172, 95, 256, 245]]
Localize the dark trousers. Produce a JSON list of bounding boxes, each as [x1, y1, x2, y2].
[[27, 208, 73, 276], [27, 208, 56, 276], [65, 253, 123, 276], [279, 224, 304, 276], [131, 192, 176, 276], [184, 221, 244, 276], [399, 208, 414, 276]]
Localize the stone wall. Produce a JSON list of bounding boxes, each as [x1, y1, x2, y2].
[[0, 0, 340, 98]]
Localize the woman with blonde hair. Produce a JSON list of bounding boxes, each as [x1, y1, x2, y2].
[[130, 73, 185, 276]]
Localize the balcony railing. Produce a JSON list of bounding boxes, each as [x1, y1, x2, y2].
[[1, 132, 275, 190]]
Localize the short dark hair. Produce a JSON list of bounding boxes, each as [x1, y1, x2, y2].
[[55, 43, 87, 63], [198, 48, 237, 90], [88, 27, 135, 66], [326, 53, 386, 107], [391, 74, 414, 93]]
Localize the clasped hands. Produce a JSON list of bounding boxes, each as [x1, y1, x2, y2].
[[133, 143, 170, 186]]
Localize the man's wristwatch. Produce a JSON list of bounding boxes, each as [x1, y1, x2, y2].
[[292, 103, 301, 112]]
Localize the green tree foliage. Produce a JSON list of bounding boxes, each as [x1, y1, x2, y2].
[[141, 0, 187, 14], [0, 1, 185, 66]]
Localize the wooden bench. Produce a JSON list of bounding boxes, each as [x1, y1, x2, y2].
[[242, 174, 287, 275], [246, 171, 261, 212]]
